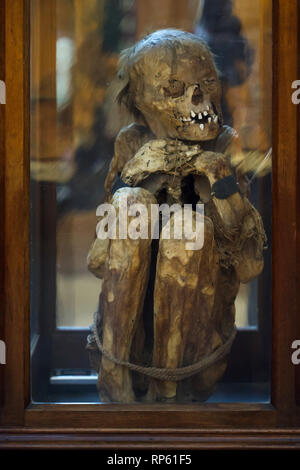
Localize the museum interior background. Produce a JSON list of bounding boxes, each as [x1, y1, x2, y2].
[[30, 0, 272, 402]]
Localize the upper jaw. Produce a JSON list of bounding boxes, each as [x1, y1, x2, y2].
[[178, 103, 220, 131]]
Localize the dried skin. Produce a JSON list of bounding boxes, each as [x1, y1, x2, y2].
[[87, 237, 109, 279], [96, 139, 265, 401], [104, 123, 153, 196], [88, 29, 266, 403], [122, 139, 247, 236], [98, 187, 156, 402], [148, 214, 219, 401], [117, 30, 223, 142]]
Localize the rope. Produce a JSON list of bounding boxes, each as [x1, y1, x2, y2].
[[92, 312, 237, 382]]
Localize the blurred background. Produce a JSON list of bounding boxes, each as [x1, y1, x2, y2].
[[30, 0, 272, 334]]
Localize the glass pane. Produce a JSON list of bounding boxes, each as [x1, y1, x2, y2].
[[30, 0, 272, 403]]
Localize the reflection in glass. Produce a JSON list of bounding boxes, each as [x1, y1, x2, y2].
[[30, 0, 272, 403]]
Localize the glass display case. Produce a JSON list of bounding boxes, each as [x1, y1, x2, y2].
[[0, 0, 299, 450], [30, 0, 272, 405]]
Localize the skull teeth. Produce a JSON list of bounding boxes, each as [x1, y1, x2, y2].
[[180, 111, 218, 126], [180, 103, 219, 127]]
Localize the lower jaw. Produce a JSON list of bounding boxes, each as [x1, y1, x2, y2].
[[177, 126, 221, 142]]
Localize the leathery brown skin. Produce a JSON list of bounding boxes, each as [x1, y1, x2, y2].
[[147, 214, 220, 402], [88, 29, 266, 402], [117, 29, 223, 143], [97, 188, 157, 403]]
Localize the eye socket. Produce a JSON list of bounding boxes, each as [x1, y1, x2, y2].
[[203, 77, 217, 87], [163, 79, 185, 98]]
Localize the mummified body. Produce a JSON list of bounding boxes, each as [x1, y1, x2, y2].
[[87, 30, 266, 402]]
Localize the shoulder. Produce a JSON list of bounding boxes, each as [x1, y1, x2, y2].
[[115, 123, 154, 154]]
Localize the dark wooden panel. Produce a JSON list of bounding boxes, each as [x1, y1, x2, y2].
[[0, 0, 30, 426], [296, 0, 300, 407], [0, 0, 6, 410], [271, 0, 299, 424], [3, 427, 300, 450], [24, 403, 276, 429]]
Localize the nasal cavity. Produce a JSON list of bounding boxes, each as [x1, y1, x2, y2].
[[192, 86, 203, 106]]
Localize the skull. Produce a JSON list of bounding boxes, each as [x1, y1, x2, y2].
[[118, 29, 223, 142]]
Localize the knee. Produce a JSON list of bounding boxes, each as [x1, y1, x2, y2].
[[159, 213, 214, 253], [112, 187, 157, 209], [87, 237, 109, 278]]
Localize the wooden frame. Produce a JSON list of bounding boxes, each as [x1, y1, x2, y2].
[[0, 0, 299, 449]]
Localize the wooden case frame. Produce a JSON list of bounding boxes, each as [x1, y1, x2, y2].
[[0, 0, 299, 449]]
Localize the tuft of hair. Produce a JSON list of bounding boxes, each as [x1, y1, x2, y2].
[[115, 45, 138, 117]]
